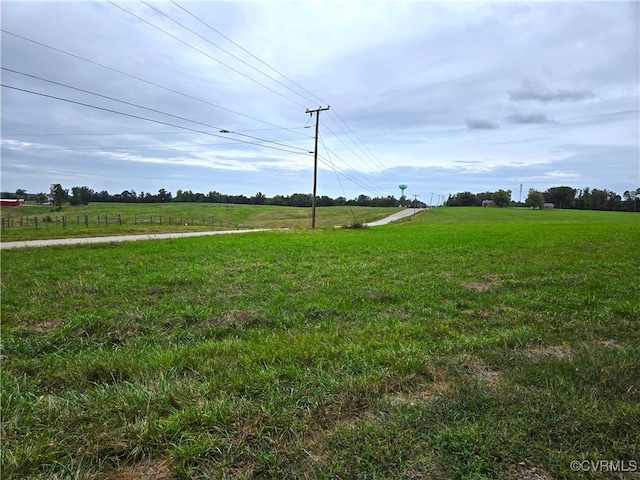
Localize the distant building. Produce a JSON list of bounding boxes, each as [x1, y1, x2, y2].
[[0, 198, 23, 207], [482, 200, 496, 208], [543, 203, 555, 210]]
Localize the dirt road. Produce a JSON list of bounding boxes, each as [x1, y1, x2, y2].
[[0, 209, 425, 250]]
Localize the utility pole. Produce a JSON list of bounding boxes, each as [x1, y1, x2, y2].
[[413, 194, 419, 216], [429, 192, 435, 209], [306, 106, 330, 228]]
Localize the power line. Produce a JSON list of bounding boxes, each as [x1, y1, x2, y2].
[[1, 67, 310, 152], [170, 0, 329, 107], [107, 0, 308, 109], [0, 29, 310, 138], [4, 139, 310, 151], [318, 135, 382, 197], [140, 0, 320, 108], [328, 108, 401, 184], [1, 84, 310, 156]]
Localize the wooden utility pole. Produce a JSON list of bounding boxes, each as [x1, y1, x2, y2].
[[306, 106, 330, 228]]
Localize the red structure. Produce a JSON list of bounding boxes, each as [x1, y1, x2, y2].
[[0, 199, 22, 207]]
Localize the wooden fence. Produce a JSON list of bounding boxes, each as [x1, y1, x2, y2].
[[1, 215, 241, 231]]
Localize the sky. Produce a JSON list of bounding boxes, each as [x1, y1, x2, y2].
[[1, 1, 638, 203]]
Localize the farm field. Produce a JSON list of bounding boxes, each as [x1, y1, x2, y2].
[[1, 207, 639, 479], [0, 203, 402, 242]]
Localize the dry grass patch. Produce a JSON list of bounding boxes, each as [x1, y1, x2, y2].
[[511, 465, 552, 480], [462, 274, 503, 293], [459, 356, 504, 389], [26, 319, 64, 332], [598, 339, 622, 349], [523, 345, 573, 361], [208, 309, 263, 328], [107, 458, 172, 480], [387, 366, 451, 406]]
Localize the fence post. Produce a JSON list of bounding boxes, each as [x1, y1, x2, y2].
[[159, 216, 162, 225], [118, 214, 121, 225], [1, 218, 3, 231], [134, 216, 137, 225], [35, 216, 38, 229], [85, 215, 89, 227], [150, 215, 153, 224], [62, 216, 67, 228], [105, 215, 108, 226]]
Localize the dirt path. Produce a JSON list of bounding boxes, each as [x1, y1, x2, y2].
[[365, 208, 426, 226], [1, 209, 425, 250], [0, 229, 276, 250]]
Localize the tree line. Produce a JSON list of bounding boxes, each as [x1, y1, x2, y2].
[[5, 184, 637, 212], [3, 185, 424, 210], [446, 186, 640, 212]]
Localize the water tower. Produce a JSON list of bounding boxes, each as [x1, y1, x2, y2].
[[399, 183, 407, 206]]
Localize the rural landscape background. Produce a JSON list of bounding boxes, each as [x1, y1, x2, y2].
[[2, 0, 638, 478], [1, 202, 638, 479]]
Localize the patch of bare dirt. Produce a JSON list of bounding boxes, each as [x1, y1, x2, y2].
[[460, 356, 504, 389], [511, 465, 552, 480], [523, 345, 573, 361], [209, 309, 263, 328], [108, 458, 172, 480], [462, 274, 503, 293], [598, 339, 622, 349], [387, 367, 450, 406], [26, 320, 64, 333]]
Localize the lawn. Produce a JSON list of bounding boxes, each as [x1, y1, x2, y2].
[[1, 207, 638, 479]]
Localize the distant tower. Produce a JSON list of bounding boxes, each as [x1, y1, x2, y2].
[[399, 183, 407, 199]]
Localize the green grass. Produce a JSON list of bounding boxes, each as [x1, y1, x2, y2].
[[0, 203, 401, 241], [1, 207, 639, 479]]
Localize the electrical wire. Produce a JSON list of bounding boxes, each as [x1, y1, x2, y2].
[[107, 0, 308, 109], [140, 0, 319, 108], [170, 0, 329, 107], [1, 84, 310, 156], [329, 107, 401, 184], [1, 67, 310, 152], [0, 29, 310, 138]]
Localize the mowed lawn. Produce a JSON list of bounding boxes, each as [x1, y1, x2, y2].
[[1, 207, 638, 479]]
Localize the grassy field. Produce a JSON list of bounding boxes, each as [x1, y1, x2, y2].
[[0, 203, 401, 241], [1, 207, 638, 479]]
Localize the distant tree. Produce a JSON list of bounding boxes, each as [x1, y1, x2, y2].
[[50, 184, 68, 210], [623, 188, 640, 212], [266, 195, 287, 206], [289, 193, 312, 207], [15, 188, 27, 199], [36, 192, 48, 204], [525, 189, 545, 209], [251, 192, 266, 205], [446, 191, 480, 206], [119, 190, 136, 203], [356, 194, 371, 206], [316, 195, 334, 207], [69, 186, 93, 206], [492, 189, 512, 208], [157, 189, 171, 202], [545, 186, 576, 209]]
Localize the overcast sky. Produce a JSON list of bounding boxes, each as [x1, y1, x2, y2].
[[1, 1, 638, 202]]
